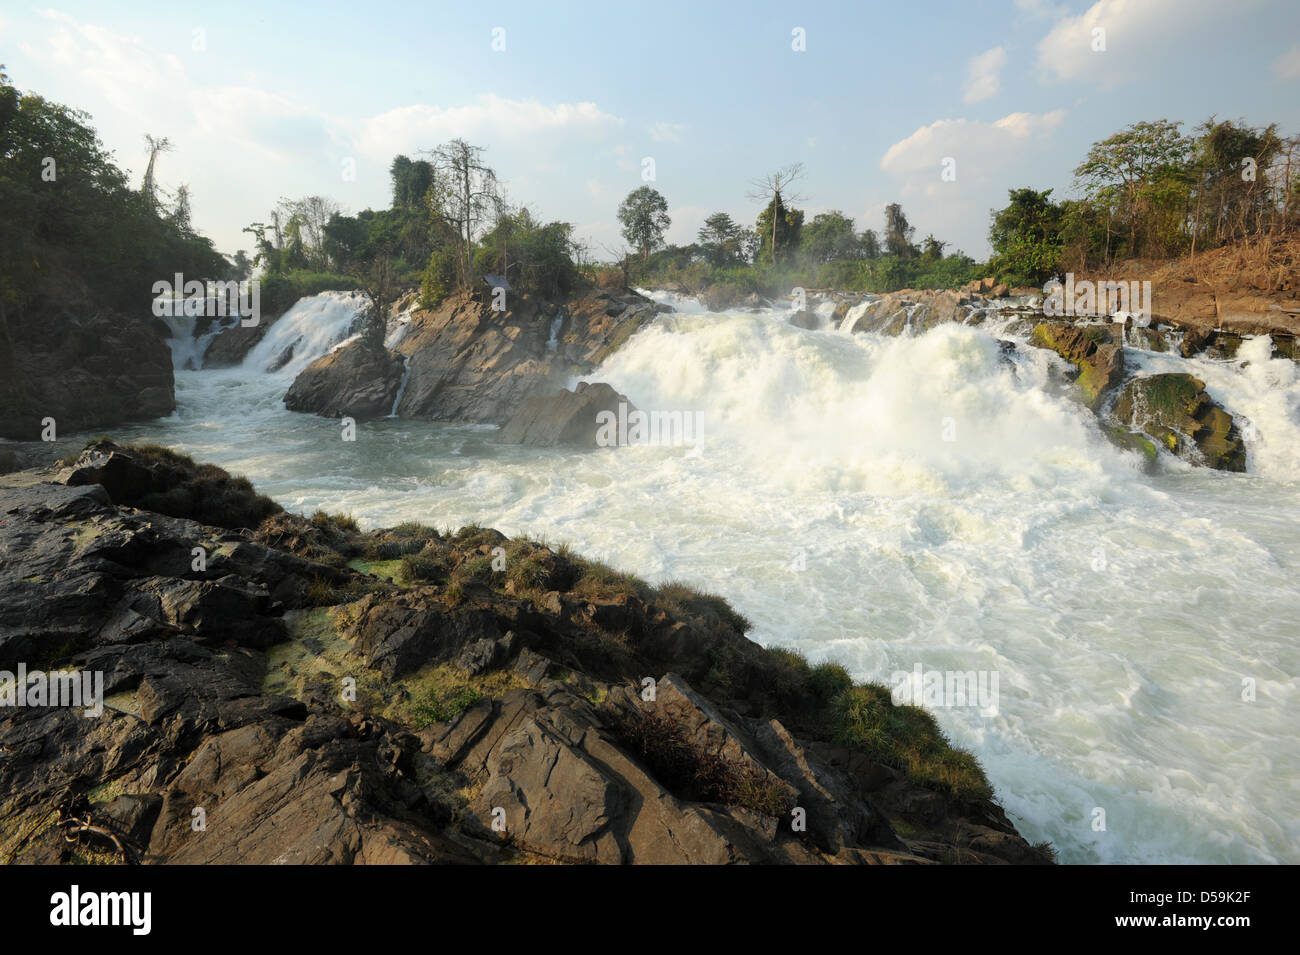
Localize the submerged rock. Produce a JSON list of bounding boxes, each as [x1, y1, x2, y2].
[[1114, 374, 1247, 472]]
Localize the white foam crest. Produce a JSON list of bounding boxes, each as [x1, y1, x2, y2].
[[1128, 335, 1300, 481], [243, 291, 367, 378], [588, 311, 1136, 497]]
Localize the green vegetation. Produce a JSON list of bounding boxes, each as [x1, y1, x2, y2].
[[632, 197, 980, 296], [0, 67, 231, 315], [830, 683, 991, 802], [60, 439, 281, 529], [991, 117, 1299, 283], [246, 139, 583, 322]]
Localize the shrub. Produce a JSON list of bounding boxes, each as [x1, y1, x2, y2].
[[830, 684, 992, 801]]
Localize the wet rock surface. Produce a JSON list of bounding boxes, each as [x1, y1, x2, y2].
[[0, 443, 1053, 865]]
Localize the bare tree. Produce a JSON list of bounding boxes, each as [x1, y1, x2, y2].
[[746, 162, 805, 264], [427, 139, 499, 290], [142, 135, 172, 210]]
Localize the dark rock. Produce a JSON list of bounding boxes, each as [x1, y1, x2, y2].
[[498, 382, 634, 448], [283, 341, 406, 420], [0, 301, 175, 440], [1114, 374, 1247, 472]]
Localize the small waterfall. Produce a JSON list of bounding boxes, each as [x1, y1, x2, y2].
[[159, 308, 234, 371], [547, 313, 565, 351], [839, 300, 872, 333], [243, 291, 368, 378], [388, 355, 411, 418]]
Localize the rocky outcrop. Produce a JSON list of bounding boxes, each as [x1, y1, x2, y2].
[[0, 301, 175, 440], [202, 319, 270, 368], [283, 341, 406, 420], [279, 287, 665, 427], [498, 382, 632, 448], [1029, 322, 1126, 410], [1114, 374, 1247, 472], [0, 445, 1053, 865]]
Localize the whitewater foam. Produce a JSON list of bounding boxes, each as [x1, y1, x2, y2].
[[105, 291, 1300, 865]]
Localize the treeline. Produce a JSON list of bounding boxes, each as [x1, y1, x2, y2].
[[0, 68, 230, 316], [244, 140, 584, 327], [990, 118, 1300, 286], [613, 170, 980, 296]]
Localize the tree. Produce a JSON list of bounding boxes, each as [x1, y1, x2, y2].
[[988, 188, 1063, 285], [883, 203, 918, 258], [169, 183, 193, 236], [697, 212, 744, 267], [860, 228, 881, 259], [617, 186, 671, 263], [747, 163, 805, 265], [141, 134, 172, 211], [1074, 120, 1192, 259], [920, 234, 947, 263], [801, 210, 861, 264], [754, 197, 803, 265], [389, 155, 434, 211], [427, 138, 499, 290]]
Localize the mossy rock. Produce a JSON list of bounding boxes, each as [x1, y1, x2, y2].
[[1114, 374, 1246, 472], [1029, 322, 1124, 410]]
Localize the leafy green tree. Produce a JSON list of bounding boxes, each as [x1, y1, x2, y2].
[[920, 234, 947, 263], [697, 212, 745, 267], [988, 188, 1063, 285], [0, 69, 226, 314], [801, 211, 862, 264], [1074, 119, 1192, 260], [389, 155, 434, 211], [617, 186, 671, 263], [747, 163, 804, 265], [883, 203, 918, 258], [860, 228, 881, 259]]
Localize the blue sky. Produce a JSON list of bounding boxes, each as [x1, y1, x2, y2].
[[4, 0, 1300, 260]]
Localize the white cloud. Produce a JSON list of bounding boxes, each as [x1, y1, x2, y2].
[[649, 121, 686, 142], [964, 46, 1006, 103], [881, 110, 1066, 185], [1035, 0, 1228, 88], [665, 204, 711, 245], [1274, 44, 1300, 81], [356, 96, 623, 161], [879, 110, 1067, 257]]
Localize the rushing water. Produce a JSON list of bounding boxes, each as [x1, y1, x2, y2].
[[96, 290, 1300, 865]]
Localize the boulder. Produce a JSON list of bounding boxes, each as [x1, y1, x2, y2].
[[1029, 322, 1125, 410], [203, 320, 271, 368], [387, 289, 655, 425], [498, 382, 633, 448], [0, 302, 175, 440], [1113, 374, 1247, 472], [283, 341, 406, 420], [789, 309, 819, 329]]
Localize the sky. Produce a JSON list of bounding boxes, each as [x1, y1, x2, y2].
[[4, 0, 1300, 261]]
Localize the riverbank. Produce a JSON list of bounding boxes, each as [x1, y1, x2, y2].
[[0, 441, 1052, 864]]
